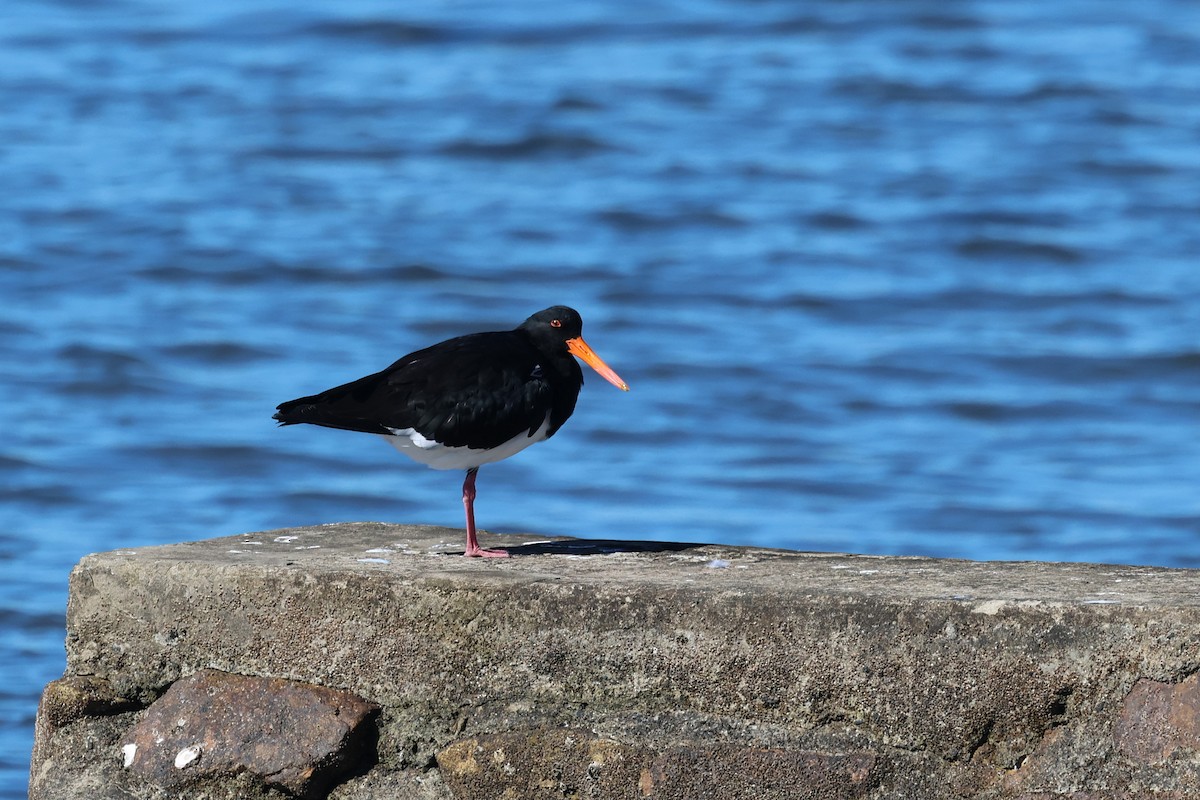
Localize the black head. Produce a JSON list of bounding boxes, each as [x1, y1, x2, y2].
[[518, 306, 584, 342], [517, 306, 628, 391]]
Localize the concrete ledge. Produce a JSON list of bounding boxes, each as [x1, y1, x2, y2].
[[30, 522, 1200, 798]]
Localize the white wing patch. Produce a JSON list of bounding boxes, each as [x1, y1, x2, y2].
[[380, 414, 552, 471]]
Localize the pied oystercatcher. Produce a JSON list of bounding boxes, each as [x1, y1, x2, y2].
[[273, 306, 629, 557]]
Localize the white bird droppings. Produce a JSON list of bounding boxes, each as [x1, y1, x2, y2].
[[364, 548, 394, 554], [706, 559, 731, 569], [357, 558, 390, 564], [273, 535, 299, 543], [121, 743, 137, 768], [174, 744, 202, 769]]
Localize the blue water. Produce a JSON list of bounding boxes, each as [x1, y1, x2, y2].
[[4, 0, 1200, 793]]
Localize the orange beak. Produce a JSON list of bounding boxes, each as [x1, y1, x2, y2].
[[567, 337, 630, 391]]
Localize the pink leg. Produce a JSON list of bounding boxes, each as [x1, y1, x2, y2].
[[462, 468, 508, 558]]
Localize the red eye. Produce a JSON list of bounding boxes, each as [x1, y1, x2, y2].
[[550, 319, 562, 328]]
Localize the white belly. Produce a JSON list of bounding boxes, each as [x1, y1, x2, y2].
[[378, 415, 552, 471]]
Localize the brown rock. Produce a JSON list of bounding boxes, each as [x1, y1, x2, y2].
[[1115, 673, 1200, 763], [37, 675, 139, 729], [437, 727, 877, 800], [122, 668, 378, 798], [31, 676, 139, 777]]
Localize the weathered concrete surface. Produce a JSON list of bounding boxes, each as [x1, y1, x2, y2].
[[29, 522, 1200, 799]]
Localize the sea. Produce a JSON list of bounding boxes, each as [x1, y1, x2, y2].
[[2, 0, 1199, 793]]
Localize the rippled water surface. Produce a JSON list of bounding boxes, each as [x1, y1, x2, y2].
[[3, 0, 1200, 792]]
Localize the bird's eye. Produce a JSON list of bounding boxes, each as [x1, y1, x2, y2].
[[550, 319, 562, 328]]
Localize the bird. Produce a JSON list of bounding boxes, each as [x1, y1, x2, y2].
[[273, 306, 629, 557]]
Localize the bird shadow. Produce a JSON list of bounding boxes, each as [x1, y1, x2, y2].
[[493, 538, 707, 557]]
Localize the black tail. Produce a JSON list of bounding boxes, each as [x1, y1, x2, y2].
[[272, 395, 326, 427], [272, 374, 397, 436], [272, 400, 304, 426]]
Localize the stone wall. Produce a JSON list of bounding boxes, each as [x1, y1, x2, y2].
[[29, 522, 1200, 798]]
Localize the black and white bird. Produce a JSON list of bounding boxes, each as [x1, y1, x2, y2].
[[273, 306, 629, 557]]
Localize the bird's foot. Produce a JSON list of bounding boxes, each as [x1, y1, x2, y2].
[[465, 546, 510, 558]]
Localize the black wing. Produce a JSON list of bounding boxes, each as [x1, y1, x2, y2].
[[273, 332, 557, 450]]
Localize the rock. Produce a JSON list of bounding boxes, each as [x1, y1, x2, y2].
[[437, 728, 878, 799], [30, 676, 138, 781], [36, 675, 138, 730], [1115, 673, 1200, 763], [121, 669, 378, 799]]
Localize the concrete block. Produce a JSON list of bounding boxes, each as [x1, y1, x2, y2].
[[29, 523, 1200, 798]]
